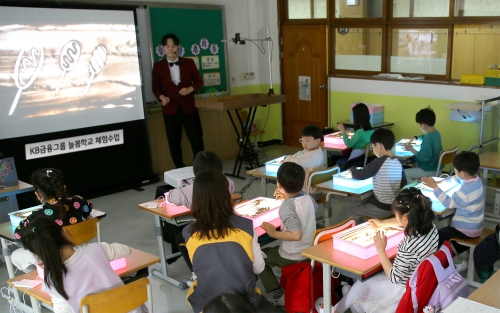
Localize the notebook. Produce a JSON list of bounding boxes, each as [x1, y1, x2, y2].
[[0, 157, 18, 188]]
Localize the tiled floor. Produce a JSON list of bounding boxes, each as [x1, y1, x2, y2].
[[0, 144, 495, 312]]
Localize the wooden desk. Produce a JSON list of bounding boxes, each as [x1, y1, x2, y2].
[[196, 93, 286, 179], [138, 201, 192, 290], [246, 166, 277, 197], [0, 180, 35, 223], [7, 247, 160, 313], [479, 152, 500, 223], [302, 238, 398, 312], [468, 270, 500, 308]]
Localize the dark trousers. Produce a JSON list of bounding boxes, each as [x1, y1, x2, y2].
[[163, 107, 204, 168], [473, 226, 500, 279], [175, 231, 192, 272], [438, 226, 472, 255]]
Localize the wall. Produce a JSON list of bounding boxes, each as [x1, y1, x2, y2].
[[329, 77, 500, 154], [120, 0, 283, 141]]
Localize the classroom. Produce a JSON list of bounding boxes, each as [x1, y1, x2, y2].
[[1, 0, 500, 312]]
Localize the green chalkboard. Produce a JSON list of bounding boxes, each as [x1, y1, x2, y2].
[[149, 6, 228, 96]]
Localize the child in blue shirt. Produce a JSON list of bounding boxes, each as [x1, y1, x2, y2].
[[405, 107, 443, 182], [422, 151, 484, 272]]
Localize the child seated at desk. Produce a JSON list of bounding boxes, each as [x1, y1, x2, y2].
[[422, 151, 484, 272], [166, 151, 234, 207], [336, 103, 374, 170], [181, 170, 281, 313], [346, 128, 407, 224], [283, 125, 325, 200], [332, 188, 439, 313], [404, 107, 443, 182], [259, 162, 317, 306], [12, 168, 93, 273], [20, 216, 139, 313]]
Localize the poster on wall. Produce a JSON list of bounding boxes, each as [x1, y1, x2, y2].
[[299, 76, 311, 101], [203, 72, 220, 86], [202, 55, 219, 69], [185, 56, 199, 70]]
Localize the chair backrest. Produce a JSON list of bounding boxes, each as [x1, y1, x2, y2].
[[63, 218, 98, 246], [311, 218, 355, 266], [364, 143, 376, 167], [306, 166, 340, 195], [436, 147, 458, 176], [81, 277, 152, 313]]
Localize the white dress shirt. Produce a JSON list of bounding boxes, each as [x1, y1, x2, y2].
[[168, 57, 180, 85]]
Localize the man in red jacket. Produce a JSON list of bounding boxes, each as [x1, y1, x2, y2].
[[152, 33, 204, 168]]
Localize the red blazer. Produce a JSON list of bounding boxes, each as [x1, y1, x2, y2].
[[152, 57, 203, 115]]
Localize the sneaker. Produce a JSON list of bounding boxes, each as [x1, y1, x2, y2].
[[186, 272, 197, 287], [455, 259, 469, 272], [342, 284, 352, 296], [272, 288, 285, 306]]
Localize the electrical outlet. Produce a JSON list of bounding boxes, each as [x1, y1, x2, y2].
[[241, 72, 255, 80]]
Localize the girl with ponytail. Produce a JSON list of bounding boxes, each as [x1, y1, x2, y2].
[[21, 216, 136, 313], [331, 187, 439, 313], [12, 168, 93, 272]]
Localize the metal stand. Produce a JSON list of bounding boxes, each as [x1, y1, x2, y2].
[[226, 107, 261, 179]]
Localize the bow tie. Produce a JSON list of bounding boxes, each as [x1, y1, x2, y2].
[[169, 61, 179, 67]]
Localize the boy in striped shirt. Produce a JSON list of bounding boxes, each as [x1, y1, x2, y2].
[[422, 151, 484, 272], [347, 128, 407, 224]]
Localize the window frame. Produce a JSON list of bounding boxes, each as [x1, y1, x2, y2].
[[278, 0, 500, 81]]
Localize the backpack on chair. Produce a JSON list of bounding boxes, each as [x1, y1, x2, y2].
[[406, 242, 469, 313]]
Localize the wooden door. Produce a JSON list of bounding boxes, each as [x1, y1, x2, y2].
[[282, 25, 328, 147]]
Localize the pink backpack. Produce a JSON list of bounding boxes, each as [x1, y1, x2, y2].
[[408, 244, 469, 313]]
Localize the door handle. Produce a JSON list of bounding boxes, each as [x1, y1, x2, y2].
[[319, 84, 325, 89]]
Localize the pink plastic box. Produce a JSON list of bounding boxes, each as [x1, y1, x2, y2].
[[323, 131, 352, 145], [333, 222, 405, 260], [110, 257, 127, 271], [234, 197, 282, 229], [350, 102, 384, 114]]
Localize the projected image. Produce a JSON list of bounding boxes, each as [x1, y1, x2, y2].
[[0, 7, 145, 140]]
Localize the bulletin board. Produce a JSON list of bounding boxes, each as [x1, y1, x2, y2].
[[149, 6, 229, 96]]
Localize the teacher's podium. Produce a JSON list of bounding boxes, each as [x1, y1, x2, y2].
[[196, 93, 285, 179]]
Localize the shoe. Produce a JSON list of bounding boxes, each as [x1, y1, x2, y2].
[[186, 272, 197, 287], [455, 259, 468, 272], [272, 288, 285, 306], [342, 284, 352, 296]]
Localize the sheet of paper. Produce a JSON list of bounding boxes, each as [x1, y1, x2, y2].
[[13, 279, 42, 288], [442, 297, 500, 313]]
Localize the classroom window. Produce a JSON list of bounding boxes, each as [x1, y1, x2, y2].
[[393, 0, 450, 18], [454, 0, 500, 17], [334, 0, 383, 18], [335, 28, 382, 71], [288, 0, 327, 19], [451, 24, 500, 79], [390, 28, 449, 75]]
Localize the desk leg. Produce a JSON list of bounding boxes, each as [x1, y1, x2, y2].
[[30, 296, 42, 313], [2, 238, 21, 302], [96, 220, 101, 242], [323, 263, 332, 313], [261, 177, 268, 197], [150, 215, 188, 290]]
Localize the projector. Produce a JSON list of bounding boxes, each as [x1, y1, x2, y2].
[[164, 167, 195, 188]]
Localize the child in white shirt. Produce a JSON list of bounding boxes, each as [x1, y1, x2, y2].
[[283, 125, 325, 200]]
